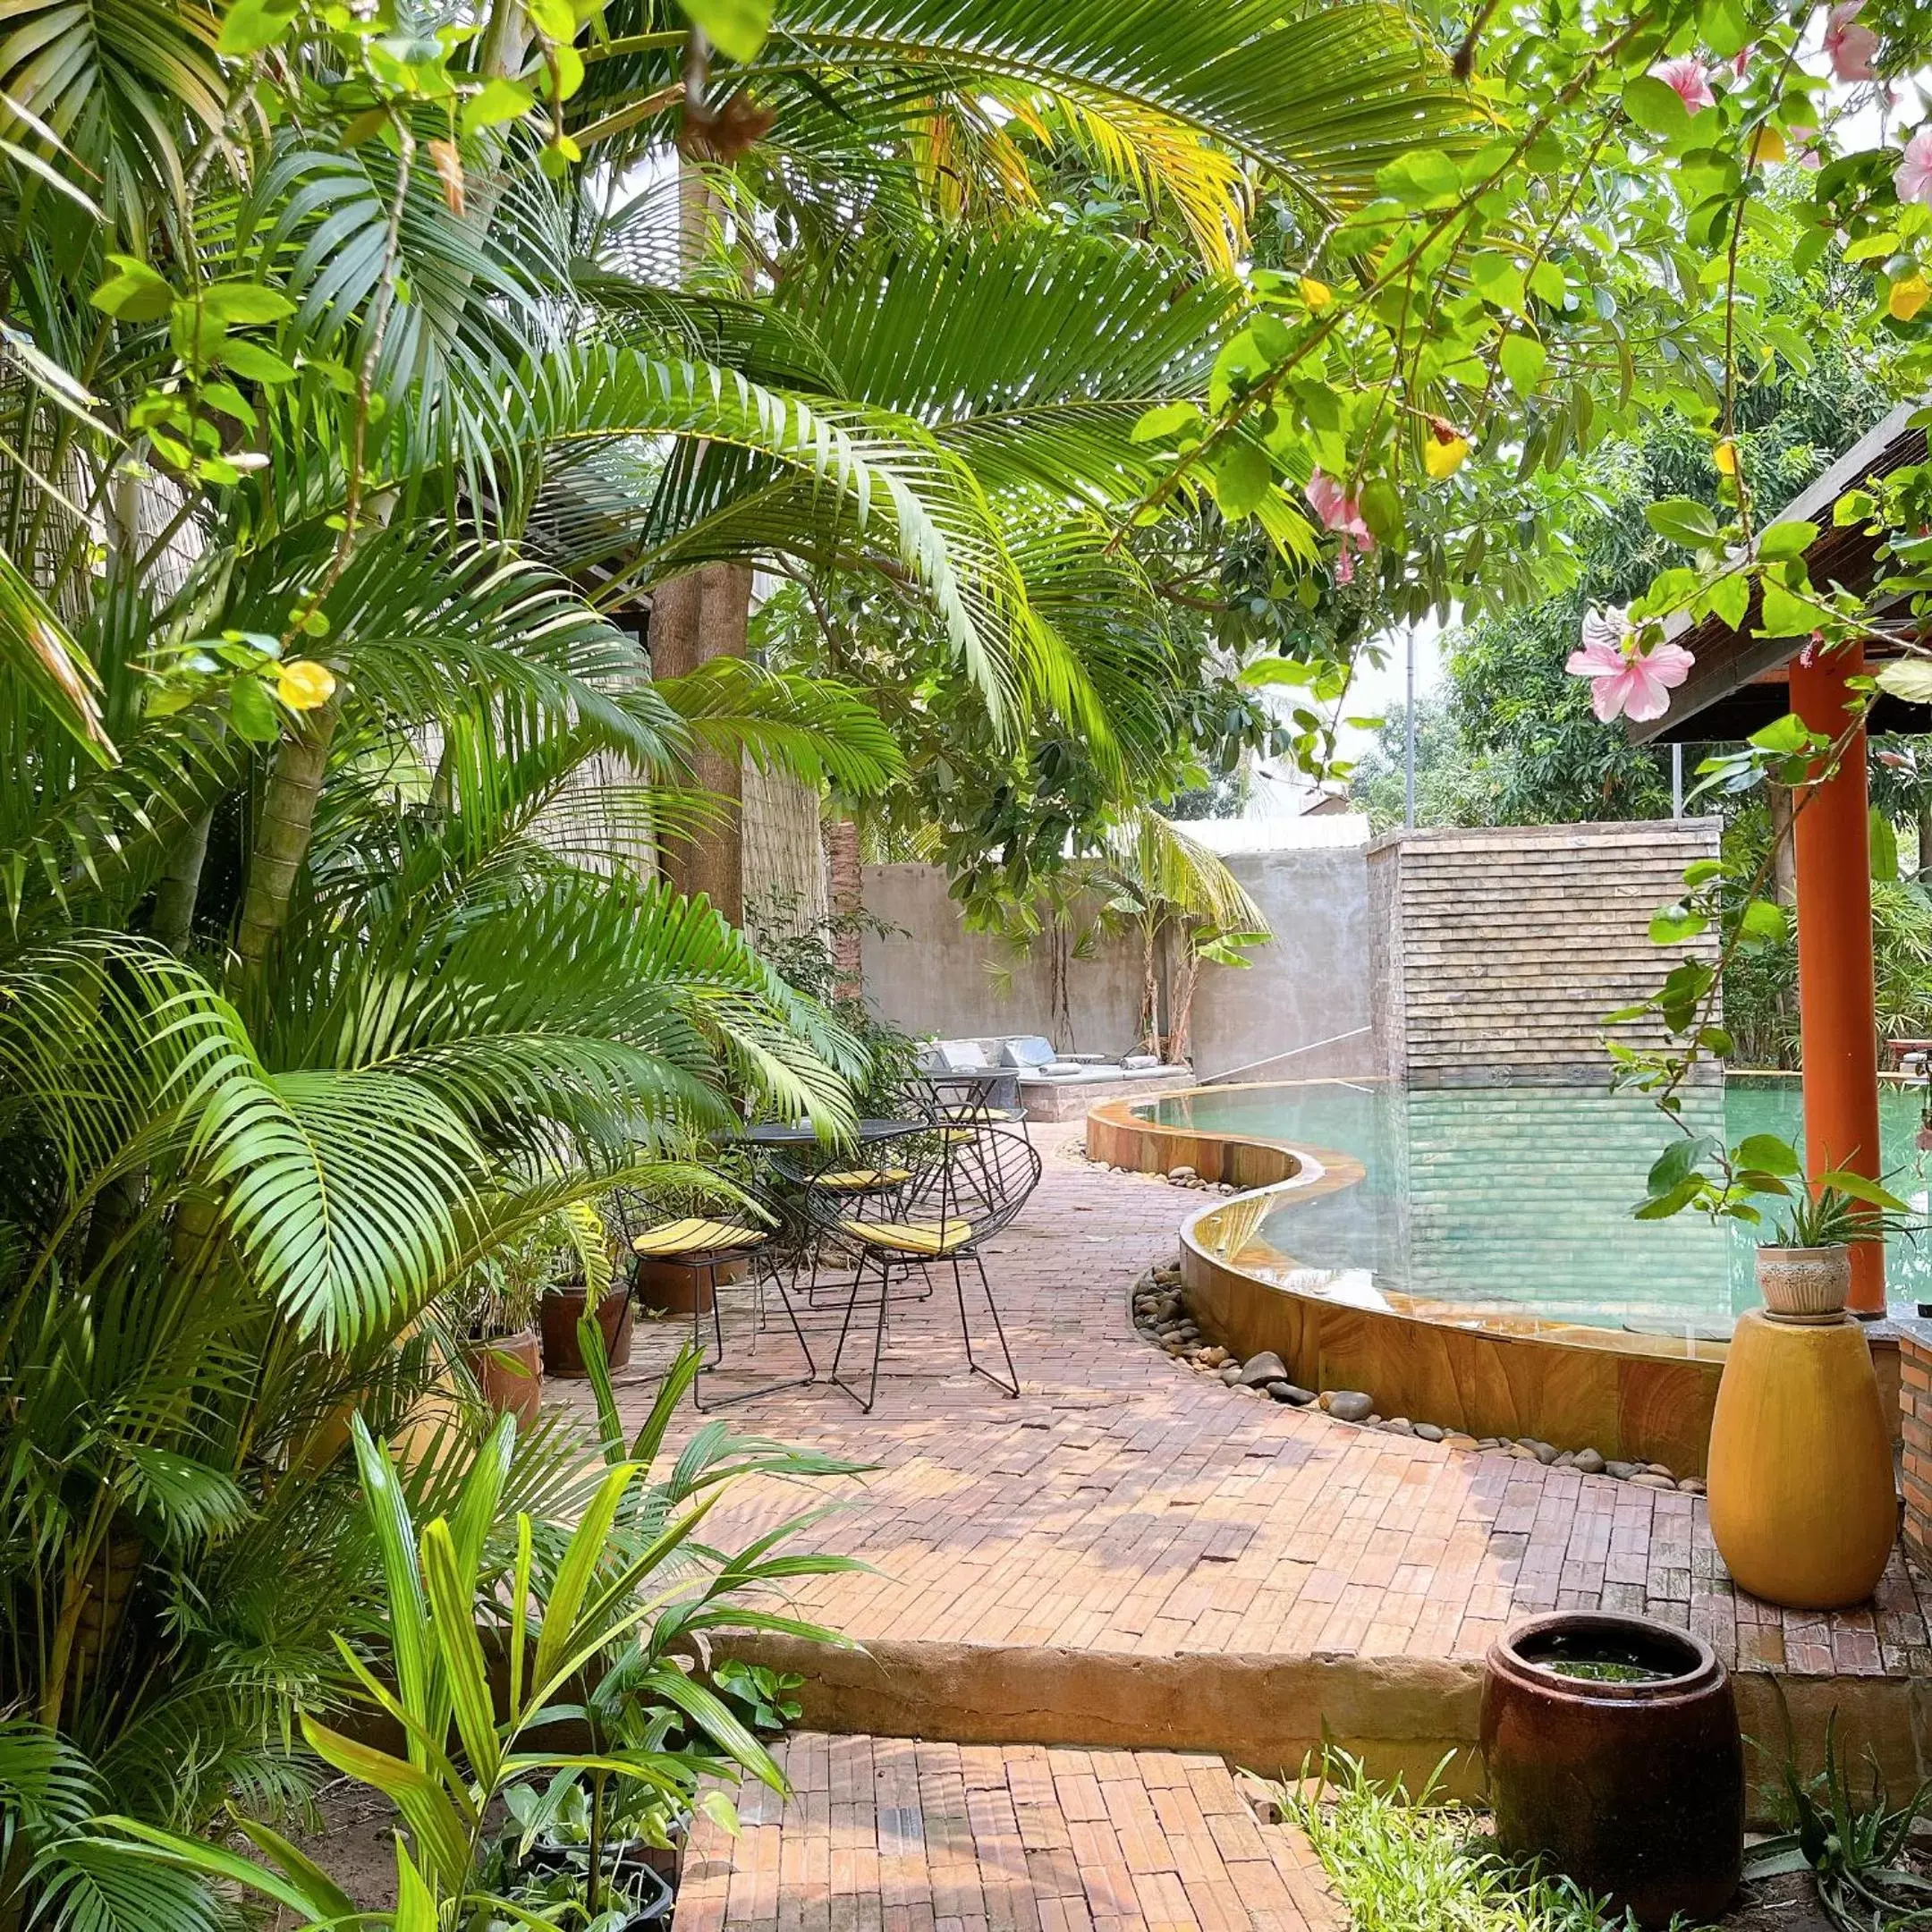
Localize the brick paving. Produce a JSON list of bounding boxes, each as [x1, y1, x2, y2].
[[586, 1122, 1932, 1681], [672, 1737, 1341, 1932]]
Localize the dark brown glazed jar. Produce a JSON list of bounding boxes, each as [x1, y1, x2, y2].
[[1479, 1612, 1741, 1927]]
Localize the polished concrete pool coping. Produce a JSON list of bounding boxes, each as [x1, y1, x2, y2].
[[1087, 1082, 1905, 1478], [574, 1123, 1932, 1823]]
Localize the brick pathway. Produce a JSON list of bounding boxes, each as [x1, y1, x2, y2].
[[586, 1123, 1931, 1684], [672, 1737, 1341, 1932]]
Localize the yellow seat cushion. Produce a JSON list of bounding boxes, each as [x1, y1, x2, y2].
[[936, 1126, 979, 1143], [941, 1105, 1020, 1123], [632, 1216, 767, 1257], [837, 1216, 972, 1257], [815, 1166, 912, 1192]]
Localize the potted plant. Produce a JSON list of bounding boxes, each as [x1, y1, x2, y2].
[[449, 1225, 562, 1428], [539, 1200, 635, 1377], [1756, 1174, 1916, 1324]]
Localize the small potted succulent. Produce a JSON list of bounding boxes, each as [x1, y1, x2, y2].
[[538, 1201, 634, 1377], [1757, 1174, 1915, 1324]]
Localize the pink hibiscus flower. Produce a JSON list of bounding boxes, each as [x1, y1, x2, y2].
[[1730, 44, 1752, 77], [1307, 470, 1374, 583], [1564, 609, 1695, 724], [1824, 0, 1878, 80], [1651, 56, 1716, 112], [1897, 127, 1932, 204]]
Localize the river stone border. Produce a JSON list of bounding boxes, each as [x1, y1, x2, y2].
[[1129, 1262, 1705, 1496]]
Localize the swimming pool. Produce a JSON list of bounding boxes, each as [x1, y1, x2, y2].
[[1140, 1077, 1932, 1338]]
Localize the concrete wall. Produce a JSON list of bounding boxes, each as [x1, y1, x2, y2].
[[859, 841, 1374, 1077]]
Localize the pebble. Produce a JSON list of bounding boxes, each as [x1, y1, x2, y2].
[[1678, 1477, 1707, 1495], [1199, 1345, 1229, 1367], [1322, 1390, 1374, 1423], [1553, 1450, 1577, 1469], [1166, 1165, 1197, 1182], [1508, 1442, 1543, 1461], [1443, 1434, 1480, 1452], [1478, 1437, 1504, 1450], [1629, 1472, 1677, 1490], [1236, 1351, 1288, 1387], [1412, 1422, 1445, 1443], [1218, 1363, 1243, 1385], [1605, 1460, 1640, 1480], [1644, 1463, 1675, 1479], [1381, 1417, 1414, 1436], [1572, 1448, 1606, 1475], [1267, 1382, 1316, 1405]]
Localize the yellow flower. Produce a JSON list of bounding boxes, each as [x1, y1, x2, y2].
[[1748, 124, 1786, 165], [1714, 439, 1739, 477], [1424, 431, 1471, 479], [276, 659, 337, 711], [1299, 275, 1334, 311], [1891, 272, 1931, 322]]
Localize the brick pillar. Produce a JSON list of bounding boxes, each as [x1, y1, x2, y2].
[[1901, 1324, 1932, 1569]]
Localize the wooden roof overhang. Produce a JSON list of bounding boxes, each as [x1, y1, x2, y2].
[[1627, 400, 1932, 745]]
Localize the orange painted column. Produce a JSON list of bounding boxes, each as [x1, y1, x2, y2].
[[1790, 640, 1885, 1314]]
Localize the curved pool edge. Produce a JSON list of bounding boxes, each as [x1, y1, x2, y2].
[[1089, 1083, 1754, 1475]]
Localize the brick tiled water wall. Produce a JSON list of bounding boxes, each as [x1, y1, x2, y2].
[[1901, 1319, 1932, 1568]]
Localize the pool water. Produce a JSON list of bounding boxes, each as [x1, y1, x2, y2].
[[1144, 1078, 1932, 1338]]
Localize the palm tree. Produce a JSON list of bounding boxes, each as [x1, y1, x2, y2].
[[0, 0, 1471, 1917]]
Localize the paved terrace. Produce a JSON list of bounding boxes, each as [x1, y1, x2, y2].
[[575, 1123, 1932, 1793]]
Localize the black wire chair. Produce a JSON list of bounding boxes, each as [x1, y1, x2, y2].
[[794, 1124, 1040, 1412], [606, 1166, 815, 1411]]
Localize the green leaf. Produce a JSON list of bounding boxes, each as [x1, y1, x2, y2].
[[1737, 898, 1788, 945], [1633, 1174, 1704, 1220], [1749, 713, 1814, 754], [1623, 74, 1691, 140], [216, 0, 300, 54], [1467, 252, 1525, 311], [1757, 579, 1814, 638], [1682, 858, 1725, 886], [228, 677, 281, 742], [1706, 571, 1750, 631], [1648, 1132, 1716, 1197], [526, 0, 573, 38], [1644, 496, 1719, 548], [1818, 1170, 1911, 1213], [419, 1521, 501, 1790], [1736, 1133, 1801, 1177], [90, 256, 172, 323], [1648, 904, 1707, 945], [680, 0, 770, 62], [217, 339, 298, 384], [202, 280, 295, 326], [462, 76, 534, 136], [1208, 443, 1271, 520], [1131, 401, 1201, 445], [1374, 148, 1462, 208], [1497, 332, 1546, 396], [1876, 658, 1932, 704], [1871, 805, 1900, 884], [1359, 477, 1404, 548], [1757, 520, 1819, 561]]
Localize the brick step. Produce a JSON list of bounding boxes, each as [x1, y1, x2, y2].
[[673, 1736, 1343, 1932]]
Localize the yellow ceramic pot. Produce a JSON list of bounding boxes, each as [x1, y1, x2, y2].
[[1706, 1310, 1896, 1610]]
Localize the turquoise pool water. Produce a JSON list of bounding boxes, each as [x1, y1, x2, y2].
[[1143, 1078, 1932, 1337]]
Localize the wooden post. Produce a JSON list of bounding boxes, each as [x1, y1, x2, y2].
[[1790, 640, 1885, 1315]]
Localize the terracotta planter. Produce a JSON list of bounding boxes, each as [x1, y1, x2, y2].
[[633, 1257, 739, 1316], [1707, 1308, 1896, 1608], [1480, 1612, 1741, 1927], [540, 1284, 634, 1377], [1755, 1243, 1852, 1325], [464, 1328, 542, 1431]]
